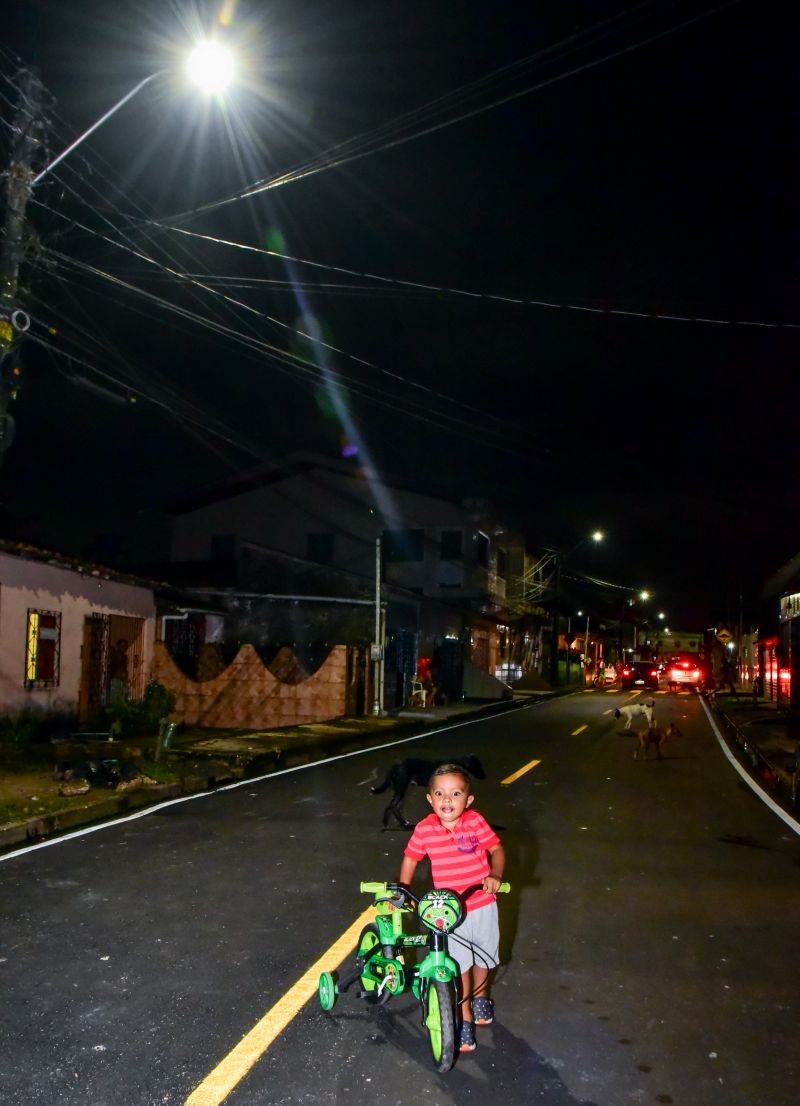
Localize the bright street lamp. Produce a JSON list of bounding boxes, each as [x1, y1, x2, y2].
[[639, 590, 651, 602], [186, 40, 236, 93], [31, 40, 235, 187]]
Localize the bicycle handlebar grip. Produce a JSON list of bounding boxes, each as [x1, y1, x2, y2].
[[360, 881, 389, 895]]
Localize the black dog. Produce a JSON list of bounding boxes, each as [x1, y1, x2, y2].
[[371, 754, 486, 830]]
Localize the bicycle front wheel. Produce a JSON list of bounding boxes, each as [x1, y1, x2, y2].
[[424, 980, 455, 1072]]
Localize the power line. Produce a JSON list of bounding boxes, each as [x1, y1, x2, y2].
[[42, 248, 528, 454], [31, 196, 528, 442], [155, 0, 742, 226], [156, 223, 800, 332]]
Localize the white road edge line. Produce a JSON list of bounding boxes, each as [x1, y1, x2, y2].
[[700, 697, 800, 837], [1, 704, 539, 863]]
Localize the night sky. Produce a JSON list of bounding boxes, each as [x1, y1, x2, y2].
[[0, 0, 796, 627]]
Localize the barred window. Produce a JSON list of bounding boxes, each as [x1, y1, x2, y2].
[[25, 609, 61, 688]]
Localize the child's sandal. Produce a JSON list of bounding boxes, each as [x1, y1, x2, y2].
[[459, 1021, 477, 1052], [472, 997, 494, 1025]]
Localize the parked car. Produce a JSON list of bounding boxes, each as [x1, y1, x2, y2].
[[666, 656, 704, 691], [620, 661, 660, 690]]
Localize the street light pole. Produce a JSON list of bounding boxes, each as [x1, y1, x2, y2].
[[548, 530, 604, 687], [371, 538, 385, 716], [31, 72, 165, 187], [548, 553, 561, 686], [0, 41, 234, 461]]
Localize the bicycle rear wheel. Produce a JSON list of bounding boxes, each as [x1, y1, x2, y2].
[[357, 924, 391, 1005], [424, 980, 455, 1072]]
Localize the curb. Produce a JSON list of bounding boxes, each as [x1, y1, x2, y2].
[[0, 783, 184, 852], [711, 701, 798, 804], [1, 699, 527, 854]]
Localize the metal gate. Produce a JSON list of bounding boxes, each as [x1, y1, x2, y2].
[[78, 613, 145, 723]]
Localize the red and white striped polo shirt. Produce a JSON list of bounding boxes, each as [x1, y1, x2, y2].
[[403, 810, 501, 912]]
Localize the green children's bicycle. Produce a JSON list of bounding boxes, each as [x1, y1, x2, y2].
[[318, 880, 510, 1072]]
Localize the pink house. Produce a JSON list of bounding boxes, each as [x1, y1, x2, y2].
[[0, 542, 156, 723]]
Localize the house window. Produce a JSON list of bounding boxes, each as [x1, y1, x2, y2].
[[307, 532, 334, 564], [440, 530, 462, 561], [25, 609, 61, 688], [383, 529, 425, 562], [476, 531, 490, 568]]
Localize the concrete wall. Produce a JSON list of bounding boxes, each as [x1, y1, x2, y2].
[[151, 641, 356, 728], [0, 552, 155, 714]]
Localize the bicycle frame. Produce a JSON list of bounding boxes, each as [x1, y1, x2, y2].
[[331, 885, 460, 1002], [319, 880, 510, 1072]]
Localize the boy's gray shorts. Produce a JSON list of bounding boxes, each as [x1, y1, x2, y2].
[[448, 902, 499, 973]]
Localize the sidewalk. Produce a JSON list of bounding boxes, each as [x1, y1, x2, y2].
[[0, 697, 535, 855], [708, 689, 799, 810]]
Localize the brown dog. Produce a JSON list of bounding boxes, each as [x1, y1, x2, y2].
[[634, 721, 681, 760]]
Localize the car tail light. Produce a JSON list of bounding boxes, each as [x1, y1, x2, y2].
[[622, 668, 632, 677], [650, 670, 658, 678]]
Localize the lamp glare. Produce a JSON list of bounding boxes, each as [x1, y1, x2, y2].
[[187, 41, 235, 92]]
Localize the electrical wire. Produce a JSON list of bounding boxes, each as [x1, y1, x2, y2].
[[156, 0, 742, 225], [31, 196, 529, 443], [42, 247, 527, 454], [155, 224, 800, 332]]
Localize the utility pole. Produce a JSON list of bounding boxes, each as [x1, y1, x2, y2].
[[0, 70, 43, 462], [371, 537, 386, 715], [548, 553, 561, 687]]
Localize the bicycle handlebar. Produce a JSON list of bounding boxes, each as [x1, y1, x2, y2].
[[360, 880, 511, 900]]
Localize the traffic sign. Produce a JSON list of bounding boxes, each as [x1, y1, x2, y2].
[[716, 629, 733, 644]]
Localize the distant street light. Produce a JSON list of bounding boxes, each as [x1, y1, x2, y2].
[[549, 529, 605, 687], [639, 590, 651, 602]]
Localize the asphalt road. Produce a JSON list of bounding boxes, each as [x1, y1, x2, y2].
[[1, 689, 798, 1106]]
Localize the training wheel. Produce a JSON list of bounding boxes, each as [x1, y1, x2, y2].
[[318, 971, 337, 1010]]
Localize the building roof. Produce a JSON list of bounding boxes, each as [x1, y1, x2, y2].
[[0, 537, 165, 591], [170, 449, 487, 519], [762, 551, 800, 599]]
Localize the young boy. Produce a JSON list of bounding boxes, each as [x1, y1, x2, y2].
[[398, 763, 505, 1053]]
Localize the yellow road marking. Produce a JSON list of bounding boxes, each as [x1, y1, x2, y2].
[[500, 758, 542, 786], [571, 725, 588, 736], [185, 905, 376, 1105]]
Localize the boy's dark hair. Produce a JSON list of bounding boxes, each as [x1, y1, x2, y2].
[[428, 763, 472, 791]]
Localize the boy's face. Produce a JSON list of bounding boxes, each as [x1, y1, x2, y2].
[[426, 772, 474, 828]]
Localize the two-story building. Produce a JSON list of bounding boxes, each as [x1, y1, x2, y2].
[[167, 452, 534, 706]]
